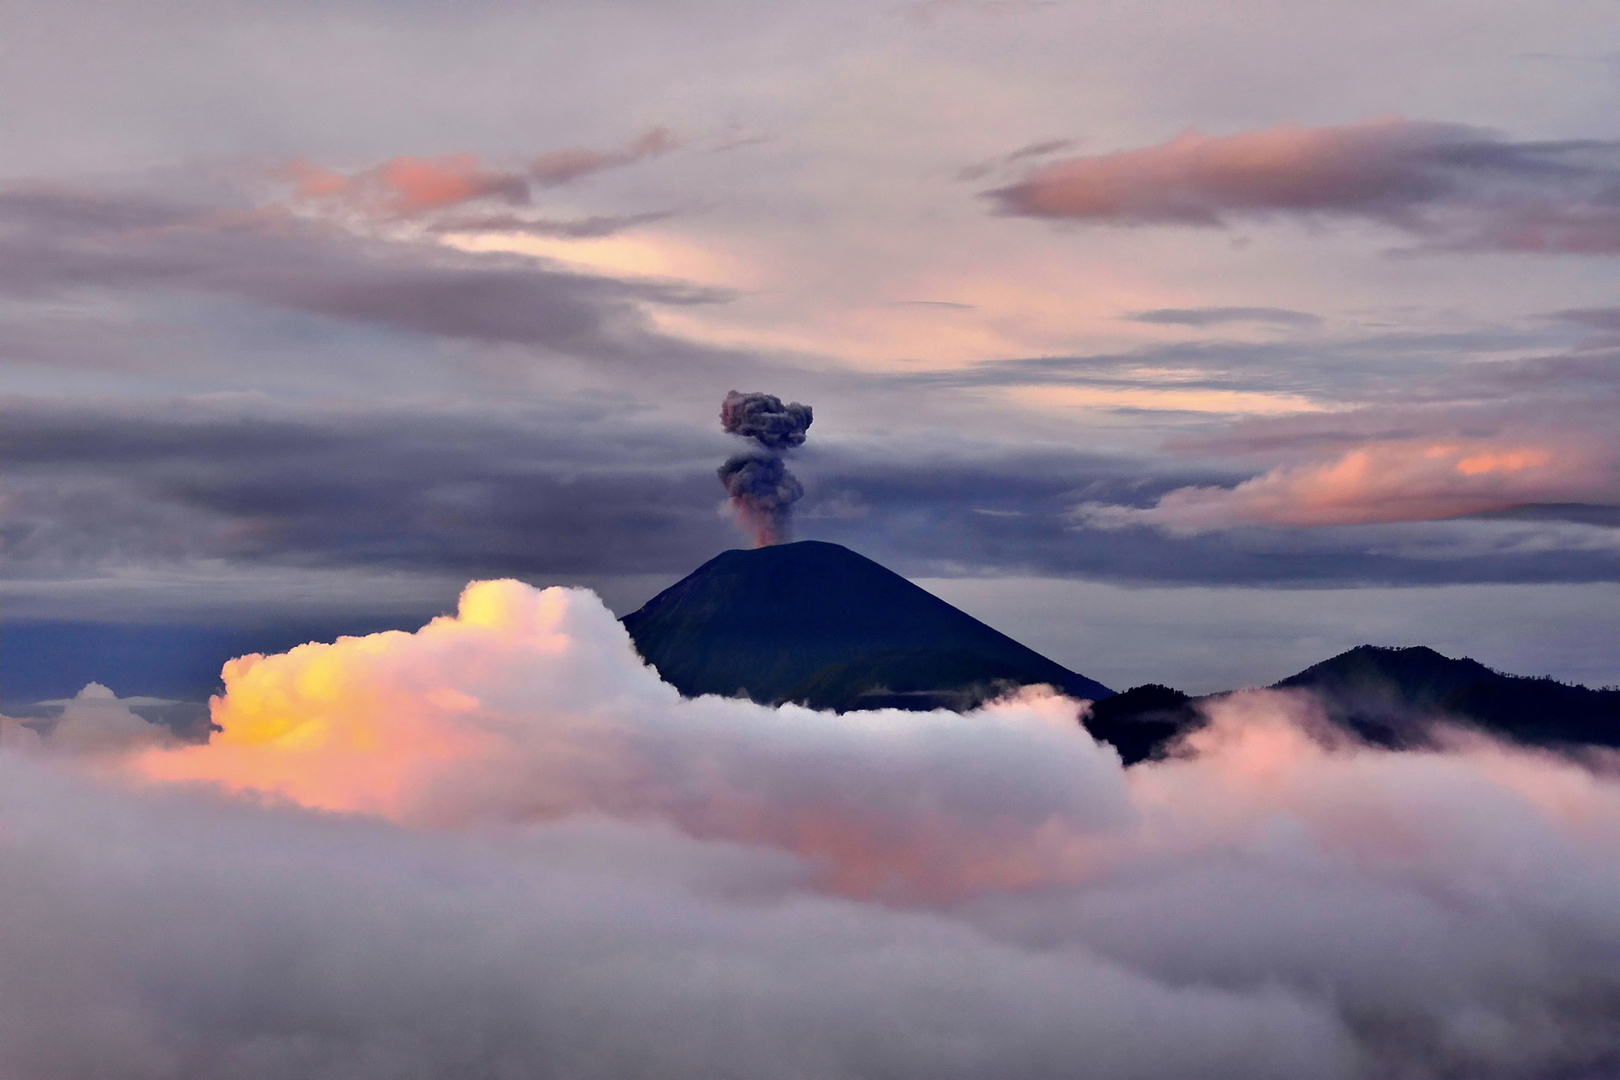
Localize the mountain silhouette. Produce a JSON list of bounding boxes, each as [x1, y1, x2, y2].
[[1274, 644, 1618, 749], [1092, 645, 1618, 764], [622, 540, 1113, 711], [622, 543, 1614, 762]]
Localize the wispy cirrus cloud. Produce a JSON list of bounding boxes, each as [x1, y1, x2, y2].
[[988, 119, 1620, 254], [527, 126, 679, 185]]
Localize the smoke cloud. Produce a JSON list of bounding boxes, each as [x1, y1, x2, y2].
[[718, 390, 813, 545], [2, 579, 1617, 1078]]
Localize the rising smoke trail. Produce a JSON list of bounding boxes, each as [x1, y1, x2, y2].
[[718, 390, 812, 546]]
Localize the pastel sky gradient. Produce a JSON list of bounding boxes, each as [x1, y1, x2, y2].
[[1, 0, 1615, 695]]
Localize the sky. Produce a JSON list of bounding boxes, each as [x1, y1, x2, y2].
[[3, 6, 1620, 1076], [1, 0, 1617, 702]]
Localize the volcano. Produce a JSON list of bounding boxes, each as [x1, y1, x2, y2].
[[622, 541, 1113, 711]]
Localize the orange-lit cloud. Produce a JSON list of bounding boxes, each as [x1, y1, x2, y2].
[[1082, 437, 1613, 532], [135, 580, 1129, 898]]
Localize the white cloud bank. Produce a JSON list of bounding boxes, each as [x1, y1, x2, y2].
[[2, 580, 1617, 1079]]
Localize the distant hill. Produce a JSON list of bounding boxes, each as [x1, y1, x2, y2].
[[1275, 645, 1619, 750], [622, 541, 1113, 711], [1081, 684, 1199, 765], [1089, 645, 1618, 765]]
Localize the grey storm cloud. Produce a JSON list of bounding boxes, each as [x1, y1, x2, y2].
[[989, 119, 1620, 254], [0, 398, 739, 586], [0, 187, 732, 364], [1, 396, 1614, 620]]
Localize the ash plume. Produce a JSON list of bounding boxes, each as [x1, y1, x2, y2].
[[721, 391, 812, 450], [718, 390, 812, 545]]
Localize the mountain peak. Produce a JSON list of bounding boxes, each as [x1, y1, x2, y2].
[[1275, 643, 1501, 707], [622, 541, 1112, 711]]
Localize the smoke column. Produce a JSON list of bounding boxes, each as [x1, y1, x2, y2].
[[718, 390, 812, 545]]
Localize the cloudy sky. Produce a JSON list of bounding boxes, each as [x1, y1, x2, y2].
[[2, 0, 1616, 700], [3, 7, 1620, 1077]]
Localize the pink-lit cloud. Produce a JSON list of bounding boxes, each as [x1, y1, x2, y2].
[[275, 129, 679, 219], [278, 153, 530, 216], [990, 119, 1620, 254], [1080, 436, 1614, 532]]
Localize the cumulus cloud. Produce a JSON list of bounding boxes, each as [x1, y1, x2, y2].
[[989, 118, 1620, 254], [2, 579, 1617, 1077], [42, 682, 176, 755], [138, 581, 1129, 895], [1, 682, 174, 756]]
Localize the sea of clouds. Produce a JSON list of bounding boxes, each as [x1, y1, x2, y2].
[[2, 580, 1617, 1079]]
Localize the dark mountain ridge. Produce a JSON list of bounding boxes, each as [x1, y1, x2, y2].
[[623, 542, 1615, 764], [622, 541, 1113, 711], [1275, 644, 1618, 749], [1093, 645, 1618, 764]]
